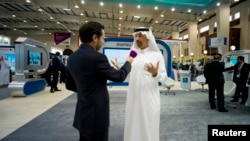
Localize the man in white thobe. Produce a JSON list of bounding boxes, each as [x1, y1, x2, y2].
[[223, 56, 234, 81], [124, 27, 167, 141], [0, 55, 10, 85]]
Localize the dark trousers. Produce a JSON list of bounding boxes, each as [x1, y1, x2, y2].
[[208, 83, 225, 110], [79, 130, 108, 141], [51, 71, 59, 91], [234, 82, 249, 103]]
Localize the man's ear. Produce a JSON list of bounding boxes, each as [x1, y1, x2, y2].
[[92, 34, 98, 42]]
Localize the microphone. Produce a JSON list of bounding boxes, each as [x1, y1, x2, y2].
[[129, 50, 137, 58]]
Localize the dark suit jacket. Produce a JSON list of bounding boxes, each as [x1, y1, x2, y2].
[[204, 61, 225, 84], [67, 44, 131, 134], [51, 56, 61, 73], [224, 63, 250, 84]]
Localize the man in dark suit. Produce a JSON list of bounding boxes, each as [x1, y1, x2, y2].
[[204, 53, 228, 112], [225, 56, 250, 104], [50, 52, 62, 93], [67, 21, 133, 141]]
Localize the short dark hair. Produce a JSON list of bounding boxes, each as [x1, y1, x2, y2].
[[79, 21, 105, 43], [214, 53, 222, 60], [55, 52, 60, 56], [237, 56, 244, 61]]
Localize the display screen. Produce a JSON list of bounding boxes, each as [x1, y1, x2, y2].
[[230, 57, 237, 65], [28, 50, 42, 65], [3, 53, 15, 70], [103, 48, 130, 67]]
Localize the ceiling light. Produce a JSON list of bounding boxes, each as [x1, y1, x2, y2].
[[13, 28, 17, 31], [81, 0, 85, 4], [25, 0, 31, 3], [160, 14, 164, 17], [50, 17, 54, 20], [134, 16, 140, 18], [154, 6, 158, 10], [188, 9, 191, 13], [23, 20, 27, 22], [137, 5, 141, 9], [216, 2, 220, 6], [119, 17, 123, 20], [234, 0, 239, 2], [38, 8, 43, 12], [74, 5, 79, 9], [80, 13, 84, 16], [100, 2, 104, 6], [120, 11, 123, 14], [203, 10, 207, 14], [119, 3, 123, 8], [41, 29, 44, 31], [57, 22, 60, 24], [63, 8, 71, 11], [12, 14, 16, 17], [34, 25, 38, 28], [118, 24, 121, 26], [171, 8, 175, 12]]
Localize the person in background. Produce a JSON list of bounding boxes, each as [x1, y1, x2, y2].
[[41, 59, 52, 86], [123, 27, 167, 141], [204, 53, 228, 112], [50, 52, 62, 93], [223, 56, 234, 81], [224, 56, 250, 104], [67, 21, 133, 141], [59, 58, 66, 83], [0, 55, 10, 86]]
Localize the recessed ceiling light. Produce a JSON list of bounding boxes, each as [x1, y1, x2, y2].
[[171, 8, 175, 12], [81, 0, 85, 4], [154, 6, 158, 10], [25, 0, 31, 3], [119, 3, 123, 8], [188, 9, 191, 13], [74, 5, 79, 8], [63, 8, 71, 11], [134, 16, 140, 18], [100, 2, 104, 6], [137, 5, 141, 9]]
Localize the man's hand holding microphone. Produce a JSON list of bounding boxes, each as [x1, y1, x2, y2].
[[111, 50, 137, 70]]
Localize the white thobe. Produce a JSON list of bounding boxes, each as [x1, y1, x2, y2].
[[124, 48, 166, 141], [0, 60, 10, 85], [223, 61, 233, 81]]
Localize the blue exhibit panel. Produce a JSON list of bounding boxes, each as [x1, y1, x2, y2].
[[23, 79, 46, 95], [9, 79, 46, 96]]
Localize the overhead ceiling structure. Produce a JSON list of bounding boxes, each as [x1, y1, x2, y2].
[[0, 0, 244, 38]]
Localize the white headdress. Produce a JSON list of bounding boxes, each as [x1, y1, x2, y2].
[[131, 27, 160, 52]]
